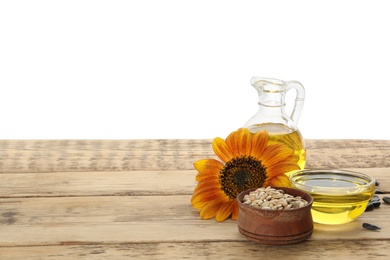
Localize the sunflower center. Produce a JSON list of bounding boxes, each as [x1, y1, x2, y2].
[[219, 155, 267, 199]]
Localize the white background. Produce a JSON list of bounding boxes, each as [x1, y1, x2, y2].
[[1, 0, 389, 140]]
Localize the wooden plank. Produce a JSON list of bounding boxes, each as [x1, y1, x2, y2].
[[0, 240, 389, 259], [0, 139, 389, 258], [0, 171, 197, 198], [0, 168, 388, 198], [0, 139, 212, 173], [1, 140, 390, 173], [0, 195, 389, 247]]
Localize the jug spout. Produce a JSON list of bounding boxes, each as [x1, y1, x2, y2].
[[250, 77, 305, 123], [250, 77, 286, 91], [250, 77, 286, 107]]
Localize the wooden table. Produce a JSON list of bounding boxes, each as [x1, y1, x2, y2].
[[0, 139, 389, 259]]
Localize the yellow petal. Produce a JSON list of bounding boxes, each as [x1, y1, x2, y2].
[[226, 128, 252, 157], [261, 143, 294, 167], [194, 159, 223, 182], [192, 187, 222, 202], [212, 137, 234, 163], [225, 130, 239, 157], [266, 174, 291, 187], [265, 160, 300, 179], [192, 188, 226, 210], [199, 196, 229, 220], [215, 199, 235, 222], [231, 202, 239, 220], [193, 177, 220, 195], [236, 128, 252, 156], [249, 130, 268, 159]]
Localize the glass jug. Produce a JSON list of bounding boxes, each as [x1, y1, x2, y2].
[[243, 77, 306, 172]]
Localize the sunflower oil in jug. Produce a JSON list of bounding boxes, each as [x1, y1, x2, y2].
[[243, 77, 306, 173]]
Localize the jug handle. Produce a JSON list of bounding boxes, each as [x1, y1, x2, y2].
[[285, 81, 305, 123]]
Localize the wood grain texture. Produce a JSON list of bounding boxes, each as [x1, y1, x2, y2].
[[0, 168, 388, 198], [0, 194, 389, 247], [1, 139, 390, 173], [0, 169, 389, 247], [1, 139, 390, 259], [0, 240, 389, 260]]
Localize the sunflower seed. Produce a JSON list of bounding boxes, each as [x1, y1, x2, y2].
[[258, 194, 265, 200], [382, 197, 390, 204], [272, 193, 284, 199], [243, 200, 252, 205], [242, 186, 309, 210], [365, 202, 374, 212], [371, 196, 381, 202], [365, 196, 382, 212], [262, 201, 270, 207], [362, 223, 381, 231], [372, 201, 381, 208]]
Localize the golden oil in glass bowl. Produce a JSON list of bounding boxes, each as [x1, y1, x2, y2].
[[289, 170, 375, 225]]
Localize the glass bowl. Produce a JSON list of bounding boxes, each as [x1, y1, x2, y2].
[[289, 169, 375, 225]]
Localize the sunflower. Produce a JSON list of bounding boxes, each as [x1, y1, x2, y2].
[[191, 128, 300, 222]]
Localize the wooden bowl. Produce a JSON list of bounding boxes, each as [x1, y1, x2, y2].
[[237, 187, 314, 245]]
